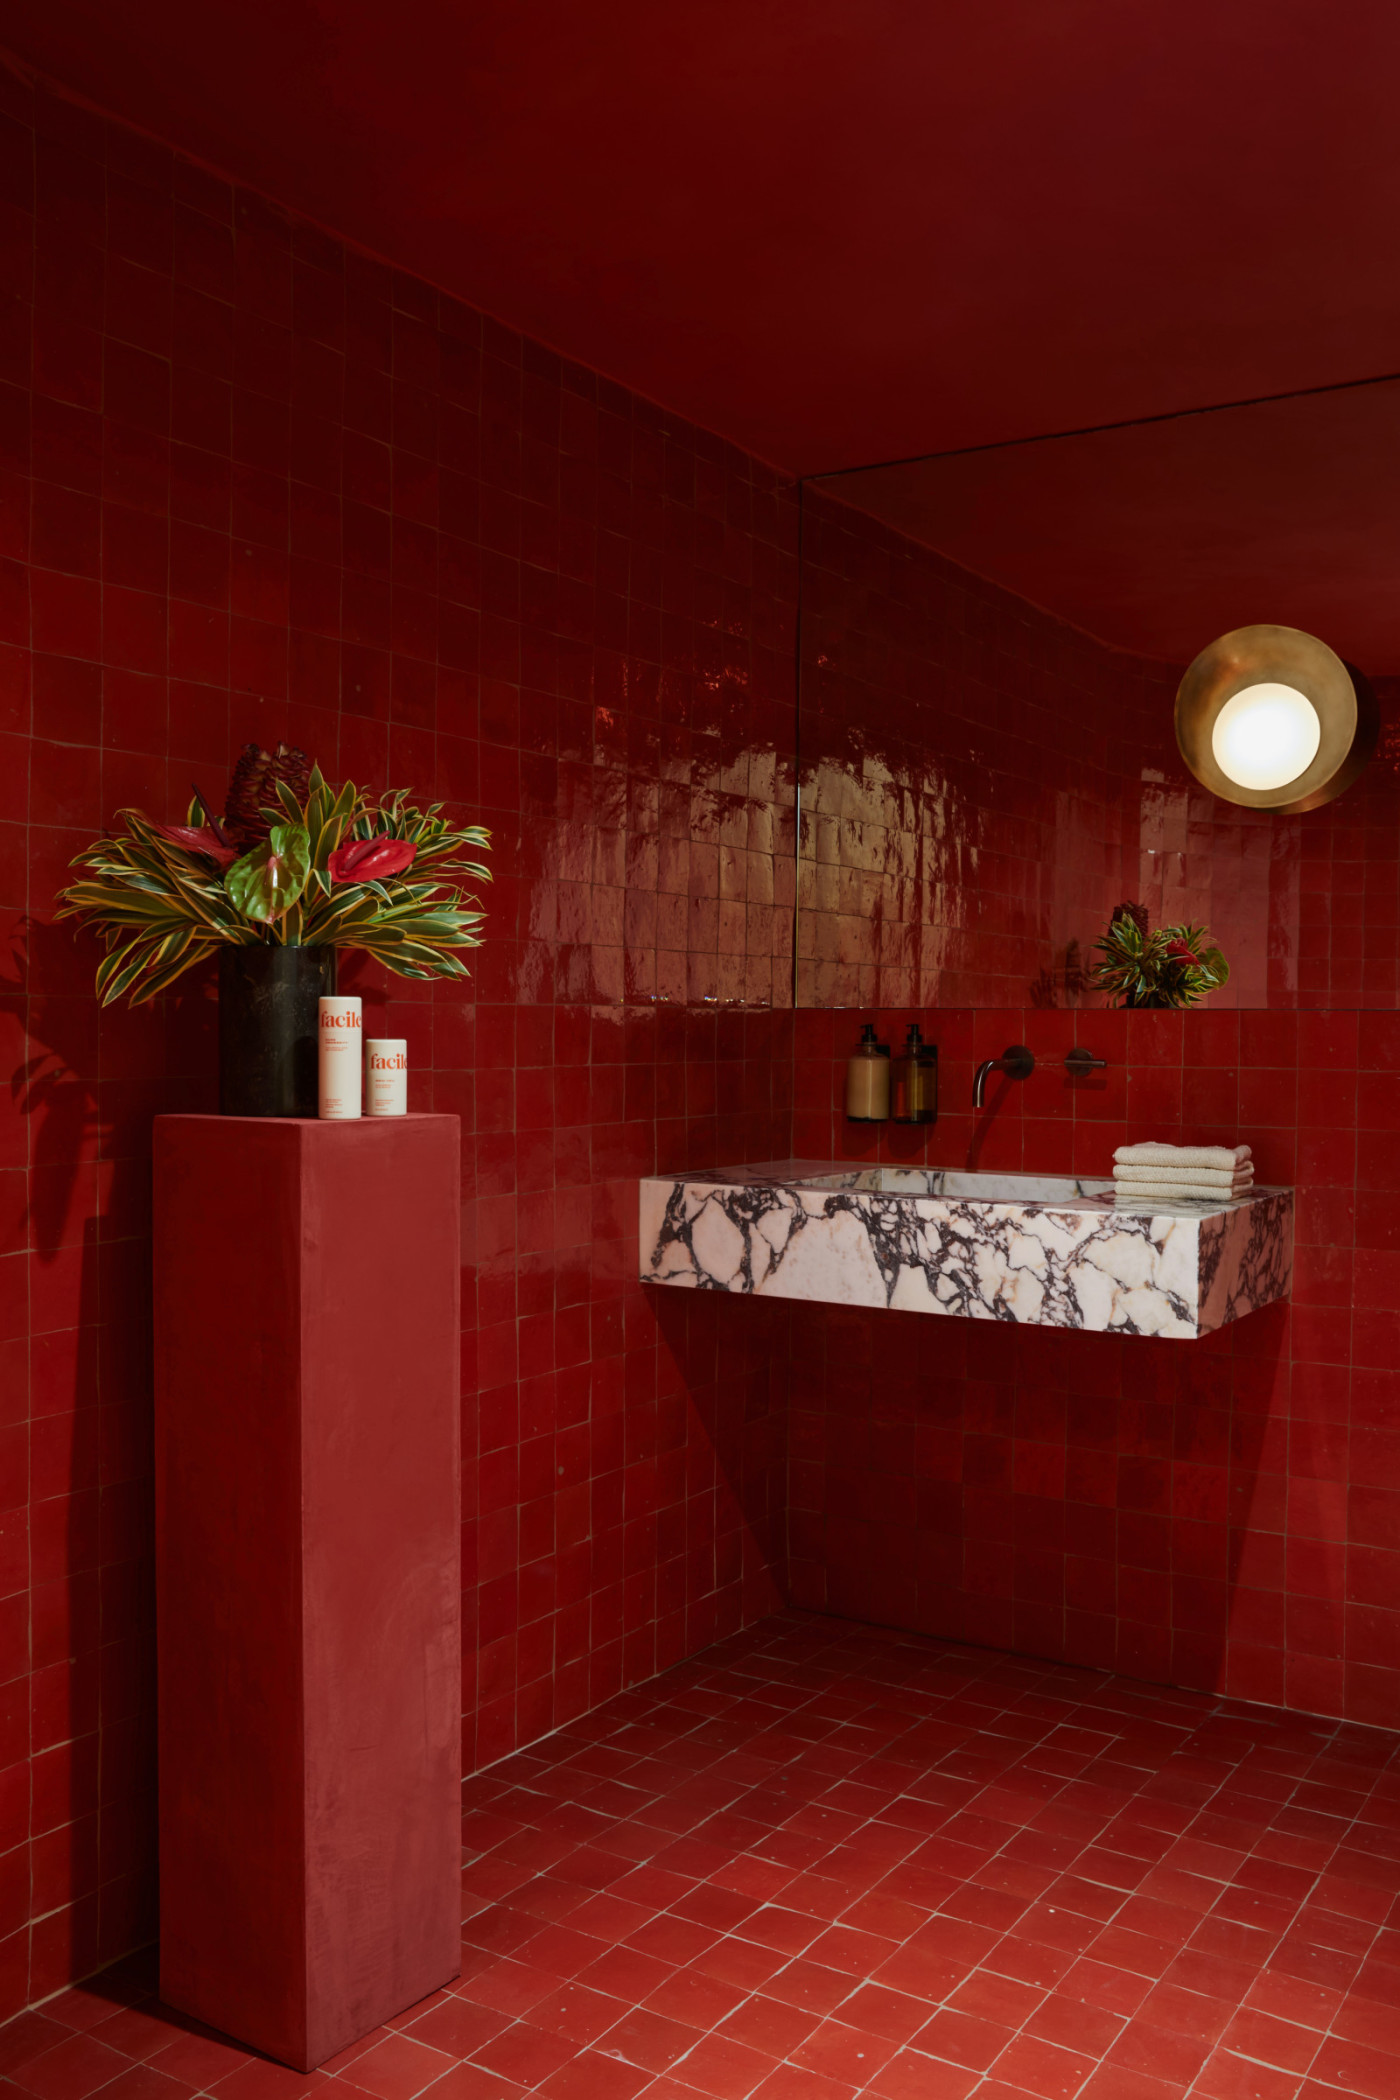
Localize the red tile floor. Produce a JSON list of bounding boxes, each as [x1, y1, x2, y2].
[[4, 1613, 1400, 2100]]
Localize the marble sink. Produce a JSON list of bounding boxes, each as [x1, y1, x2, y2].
[[639, 1162, 1292, 1340]]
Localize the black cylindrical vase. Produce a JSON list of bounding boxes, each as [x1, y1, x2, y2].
[[218, 946, 337, 1116]]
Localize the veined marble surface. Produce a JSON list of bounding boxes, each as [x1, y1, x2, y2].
[[640, 1161, 1292, 1339]]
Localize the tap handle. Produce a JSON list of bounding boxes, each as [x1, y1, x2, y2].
[[1065, 1047, 1108, 1075], [974, 1044, 1034, 1107]]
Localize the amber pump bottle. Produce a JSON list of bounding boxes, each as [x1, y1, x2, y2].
[[845, 1024, 891, 1121], [892, 1022, 938, 1124]]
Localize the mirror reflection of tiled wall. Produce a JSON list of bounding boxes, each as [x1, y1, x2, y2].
[[798, 486, 1400, 1008]]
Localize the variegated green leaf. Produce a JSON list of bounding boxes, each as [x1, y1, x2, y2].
[[130, 936, 220, 1004], [99, 941, 163, 1006]]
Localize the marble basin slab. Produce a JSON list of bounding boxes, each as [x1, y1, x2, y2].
[[640, 1161, 1292, 1339]]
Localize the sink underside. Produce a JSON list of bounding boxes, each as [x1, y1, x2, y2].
[[639, 1162, 1293, 1340]]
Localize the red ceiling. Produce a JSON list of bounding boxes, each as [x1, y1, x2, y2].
[[5, 1, 1400, 476]]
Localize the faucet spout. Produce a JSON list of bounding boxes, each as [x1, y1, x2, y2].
[[973, 1043, 1035, 1109]]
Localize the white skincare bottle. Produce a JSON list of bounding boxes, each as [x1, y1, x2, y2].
[[318, 996, 363, 1118], [365, 1038, 408, 1117]]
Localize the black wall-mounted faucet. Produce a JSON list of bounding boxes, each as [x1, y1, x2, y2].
[[973, 1043, 1035, 1109]]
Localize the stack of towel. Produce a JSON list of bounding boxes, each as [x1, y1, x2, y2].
[[1113, 1142, 1253, 1204]]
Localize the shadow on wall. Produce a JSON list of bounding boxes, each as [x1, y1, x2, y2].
[[0, 917, 222, 1982], [785, 1302, 1293, 1709], [648, 1288, 791, 1650]]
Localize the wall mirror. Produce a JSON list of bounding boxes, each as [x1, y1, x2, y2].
[[795, 374, 1400, 1009]]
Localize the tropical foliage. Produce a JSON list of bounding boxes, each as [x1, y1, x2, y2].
[[1089, 900, 1229, 1010], [56, 744, 491, 1006]]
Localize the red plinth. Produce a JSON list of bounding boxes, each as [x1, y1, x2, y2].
[[154, 1113, 461, 2071]]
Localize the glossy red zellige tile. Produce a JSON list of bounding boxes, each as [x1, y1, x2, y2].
[[8, 37, 1400, 2052]]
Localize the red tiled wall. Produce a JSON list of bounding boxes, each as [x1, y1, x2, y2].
[[790, 1003, 1400, 1730], [0, 73, 794, 2012], [798, 490, 1152, 1009], [5, 50, 1400, 2027]]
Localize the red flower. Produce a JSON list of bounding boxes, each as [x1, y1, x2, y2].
[[155, 823, 238, 870], [1164, 938, 1196, 963], [328, 836, 418, 885]]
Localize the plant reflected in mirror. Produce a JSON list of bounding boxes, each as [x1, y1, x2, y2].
[[1089, 900, 1229, 1011]]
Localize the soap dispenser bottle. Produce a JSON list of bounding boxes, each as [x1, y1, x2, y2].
[[845, 1024, 891, 1121], [892, 1023, 938, 1124]]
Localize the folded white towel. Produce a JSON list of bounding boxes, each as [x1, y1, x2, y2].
[[1115, 1143, 1252, 1169], [1116, 1174, 1253, 1193], [1114, 1165, 1253, 1189]]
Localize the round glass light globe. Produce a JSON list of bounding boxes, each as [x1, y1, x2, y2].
[[1211, 682, 1321, 791]]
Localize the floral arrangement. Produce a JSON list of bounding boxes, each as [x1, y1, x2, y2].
[[1089, 900, 1229, 1010], [56, 742, 491, 1005]]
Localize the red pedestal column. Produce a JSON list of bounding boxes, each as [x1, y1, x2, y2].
[[154, 1114, 461, 2071]]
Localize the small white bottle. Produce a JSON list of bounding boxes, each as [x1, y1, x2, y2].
[[365, 1039, 408, 1117], [318, 996, 362, 1119]]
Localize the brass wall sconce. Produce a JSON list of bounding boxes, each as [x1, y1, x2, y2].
[[1175, 624, 1377, 813]]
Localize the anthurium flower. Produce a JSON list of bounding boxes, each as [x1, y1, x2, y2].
[[1164, 938, 1197, 962], [154, 823, 238, 870], [328, 837, 417, 885], [227, 824, 312, 922]]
